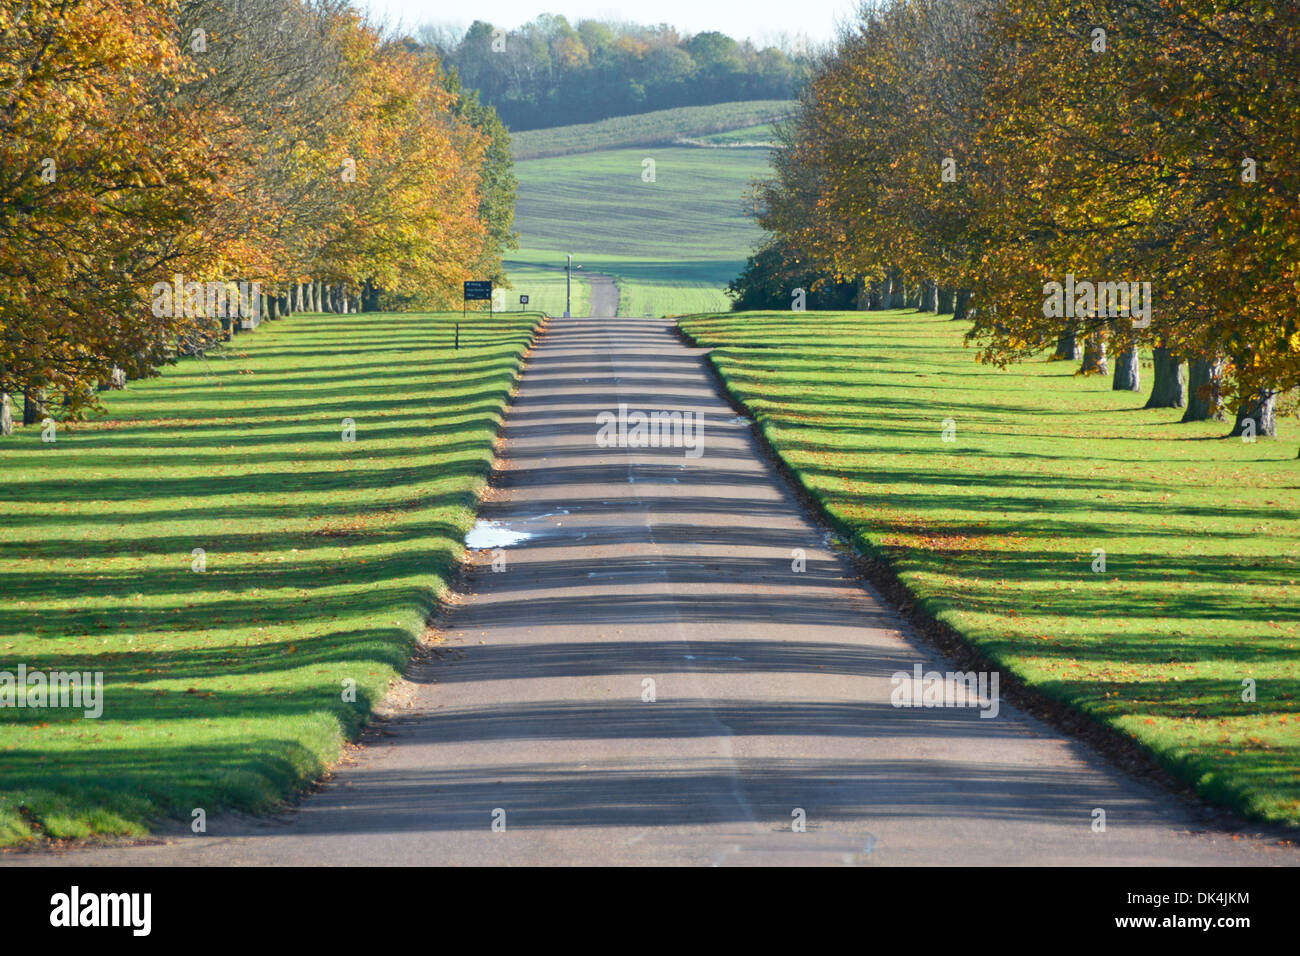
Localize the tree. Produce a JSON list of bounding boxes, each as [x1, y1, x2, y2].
[[440, 69, 518, 285], [0, 0, 228, 420]]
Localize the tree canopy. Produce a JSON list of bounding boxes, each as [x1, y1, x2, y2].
[[1, 0, 516, 421], [747, 0, 1300, 442]]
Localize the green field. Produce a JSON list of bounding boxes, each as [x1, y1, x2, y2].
[[495, 260, 591, 317], [0, 310, 541, 845], [511, 143, 771, 316], [679, 309, 1300, 827], [508, 248, 738, 317], [689, 122, 781, 146], [510, 100, 794, 160]]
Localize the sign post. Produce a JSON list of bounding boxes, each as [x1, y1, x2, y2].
[[519, 294, 529, 312], [463, 280, 492, 323]]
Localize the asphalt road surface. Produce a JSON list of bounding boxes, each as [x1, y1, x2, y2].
[[587, 273, 619, 318], [11, 315, 1297, 866]]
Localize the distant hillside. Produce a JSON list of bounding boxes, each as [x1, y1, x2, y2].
[[509, 142, 772, 315], [510, 100, 794, 160]]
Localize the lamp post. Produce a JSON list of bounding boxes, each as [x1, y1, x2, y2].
[[565, 255, 582, 317]]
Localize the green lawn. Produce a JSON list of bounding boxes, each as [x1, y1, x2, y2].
[[679, 309, 1300, 827], [0, 310, 541, 845]]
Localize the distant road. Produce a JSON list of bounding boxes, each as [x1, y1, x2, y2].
[[588, 273, 619, 317], [7, 315, 1296, 866]]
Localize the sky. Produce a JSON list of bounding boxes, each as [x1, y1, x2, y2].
[[358, 0, 861, 46]]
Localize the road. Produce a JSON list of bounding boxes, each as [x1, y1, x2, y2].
[[10, 314, 1297, 866], [587, 273, 619, 318]]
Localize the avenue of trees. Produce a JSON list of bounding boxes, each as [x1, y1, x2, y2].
[[421, 16, 813, 131], [1, 0, 517, 430], [743, 0, 1300, 444]]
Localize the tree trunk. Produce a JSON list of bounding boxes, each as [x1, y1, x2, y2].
[[1054, 324, 1082, 361], [323, 285, 333, 312], [269, 294, 280, 320], [888, 267, 905, 309], [1181, 356, 1227, 422], [1144, 346, 1186, 408], [1080, 335, 1108, 375], [109, 366, 126, 389], [953, 288, 971, 322], [339, 285, 349, 313], [1112, 346, 1140, 391], [1230, 389, 1277, 438], [0, 393, 12, 436], [21, 387, 43, 426], [922, 278, 938, 313], [937, 287, 954, 314], [910, 278, 924, 310]]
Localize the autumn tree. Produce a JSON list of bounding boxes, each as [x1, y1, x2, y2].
[[0, 0, 227, 422], [752, 0, 1300, 450], [1, 0, 503, 433]]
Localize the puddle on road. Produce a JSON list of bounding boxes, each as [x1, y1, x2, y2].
[[822, 530, 851, 552], [465, 520, 533, 550]]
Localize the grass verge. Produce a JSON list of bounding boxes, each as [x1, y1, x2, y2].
[[0, 310, 542, 845]]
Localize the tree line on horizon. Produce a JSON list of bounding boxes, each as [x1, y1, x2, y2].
[[420, 15, 813, 132], [0, 0, 517, 432], [738, 0, 1299, 445]]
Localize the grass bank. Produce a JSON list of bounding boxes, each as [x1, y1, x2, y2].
[[0, 310, 542, 845]]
